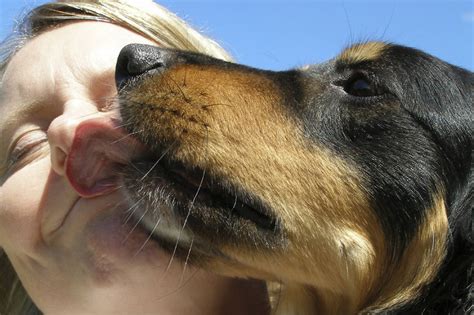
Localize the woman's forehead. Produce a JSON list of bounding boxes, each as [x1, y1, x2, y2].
[[3, 21, 156, 93], [0, 21, 158, 122]]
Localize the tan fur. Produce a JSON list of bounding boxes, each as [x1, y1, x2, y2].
[[365, 195, 449, 312], [337, 42, 388, 64], [122, 64, 448, 314]]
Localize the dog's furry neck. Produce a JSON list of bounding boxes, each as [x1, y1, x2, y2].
[[390, 187, 473, 315], [270, 193, 473, 315]]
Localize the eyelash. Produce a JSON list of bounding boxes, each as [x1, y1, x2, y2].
[[9, 130, 49, 167], [333, 72, 389, 103]]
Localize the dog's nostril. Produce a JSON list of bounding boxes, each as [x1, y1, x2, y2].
[[115, 44, 164, 89]]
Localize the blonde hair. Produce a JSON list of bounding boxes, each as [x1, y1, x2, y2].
[[0, 0, 233, 87], [0, 1, 232, 314]]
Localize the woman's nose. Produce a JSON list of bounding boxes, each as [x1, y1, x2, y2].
[[47, 100, 98, 176], [47, 100, 148, 197]]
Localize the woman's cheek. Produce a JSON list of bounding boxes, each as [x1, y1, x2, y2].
[[0, 157, 50, 251]]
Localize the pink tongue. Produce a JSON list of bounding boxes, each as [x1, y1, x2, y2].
[[66, 118, 138, 198]]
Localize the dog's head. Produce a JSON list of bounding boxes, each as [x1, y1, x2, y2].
[[116, 42, 473, 312]]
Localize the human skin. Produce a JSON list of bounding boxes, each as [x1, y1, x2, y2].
[[0, 22, 268, 315]]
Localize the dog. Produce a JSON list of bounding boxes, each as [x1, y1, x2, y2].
[[114, 41, 473, 314]]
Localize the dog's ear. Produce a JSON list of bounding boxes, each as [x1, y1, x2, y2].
[[442, 65, 473, 315], [390, 64, 473, 315], [445, 65, 473, 226]]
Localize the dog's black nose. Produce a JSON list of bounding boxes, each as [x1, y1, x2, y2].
[[115, 44, 166, 89]]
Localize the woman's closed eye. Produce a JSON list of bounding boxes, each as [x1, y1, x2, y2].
[[8, 129, 49, 170]]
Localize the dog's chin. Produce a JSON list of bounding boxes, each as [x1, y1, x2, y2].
[[119, 156, 283, 263]]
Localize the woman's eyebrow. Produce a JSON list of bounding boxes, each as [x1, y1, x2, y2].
[[0, 100, 44, 157], [1, 100, 44, 128]]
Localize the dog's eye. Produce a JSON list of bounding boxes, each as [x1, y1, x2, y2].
[[344, 76, 379, 97]]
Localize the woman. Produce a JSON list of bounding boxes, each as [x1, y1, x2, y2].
[[0, 1, 269, 314]]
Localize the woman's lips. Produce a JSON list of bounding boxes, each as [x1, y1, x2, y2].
[[65, 117, 147, 197]]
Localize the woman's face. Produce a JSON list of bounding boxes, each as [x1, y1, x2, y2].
[[0, 22, 266, 315]]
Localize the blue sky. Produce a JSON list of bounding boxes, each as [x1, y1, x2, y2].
[[1, 0, 472, 71]]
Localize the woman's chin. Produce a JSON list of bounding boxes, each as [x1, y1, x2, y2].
[[65, 191, 196, 289]]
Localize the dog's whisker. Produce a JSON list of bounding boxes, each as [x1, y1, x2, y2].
[[275, 281, 283, 314], [127, 161, 146, 176], [109, 129, 144, 145], [122, 196, 145, 226], [178, 236, 194, 287], [231, 195, 238, 210], [123, 162, 142, 176], [165, 127, 208, 273], [105, 200, 126, 214], [152, 269, 200, 302], [112, 121, 135, 130], [122, 207, 149, 245], [140, 139, 178, 181], [134, 217, 162, 257], [164, 166, 205, 273]]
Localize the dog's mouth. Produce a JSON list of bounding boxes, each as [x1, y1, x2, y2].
[[122, 151, 280, 254], [164, 159, 276, 230]]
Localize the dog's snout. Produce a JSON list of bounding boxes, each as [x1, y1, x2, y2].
[[115, 44, 167, 89]]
